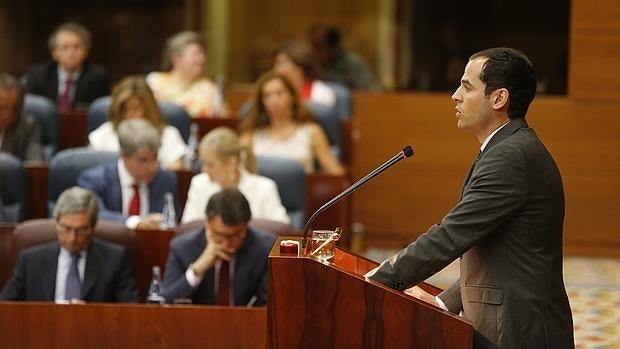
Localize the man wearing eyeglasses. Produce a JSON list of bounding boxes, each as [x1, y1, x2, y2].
[[0, 187, 138, 303], [162, 188, 276, 305]]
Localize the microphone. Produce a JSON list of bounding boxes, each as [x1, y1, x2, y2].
[[300, 145, 414, 249]]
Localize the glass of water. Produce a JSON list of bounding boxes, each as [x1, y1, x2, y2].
[[311, 230, 340, 261]]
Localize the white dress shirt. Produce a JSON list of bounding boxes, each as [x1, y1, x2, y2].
[[89, 122, 188, 169], [181, 167, 290, 224], [117, 159, 150, 229]]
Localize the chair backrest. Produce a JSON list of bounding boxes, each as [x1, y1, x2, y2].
[[0, 153, 25, 222], [324, 82, 354, 120], [256, 155, 307, 230], [306, 102, 342, 159], [49, 147, 118, 202], [88, 96, 191, 142], [23, 94, 59, 159], [177, 218, 297, 237], [159, 101, 191, 141], [11, 218, 136, 268]]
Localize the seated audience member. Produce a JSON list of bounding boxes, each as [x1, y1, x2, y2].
[[89, 76, 188, 170], [24, 22, 110, 111], [146, 31, 226, 118], [239, 71, 344, 175], [78, 118, 181, 229], [182, 126, 289, 224], [0, 186, 138, 302], [308, 22, 379, 91], [163, 188, 276, 305], [0, 74, 44, 161], [273, 41, 336, 108]]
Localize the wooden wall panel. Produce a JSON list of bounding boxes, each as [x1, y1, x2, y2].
[[569, 0, 620, 100], [227, 0, 380, 83], [351, 92, 620, 257]]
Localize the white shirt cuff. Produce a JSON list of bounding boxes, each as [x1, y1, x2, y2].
[[125, 215, 141, 230], [185, 267, 203, 288], [435, 295, 449, 311]]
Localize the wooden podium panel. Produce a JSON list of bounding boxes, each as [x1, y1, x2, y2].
[[268, 237, 472, 349], [0, 302, 266, 349]]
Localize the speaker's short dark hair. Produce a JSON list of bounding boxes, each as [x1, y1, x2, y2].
[[470, 47, 537, 119], [205, 188, 252, 225]]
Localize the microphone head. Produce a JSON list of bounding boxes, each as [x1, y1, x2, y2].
[[402, 145, 414, 158]]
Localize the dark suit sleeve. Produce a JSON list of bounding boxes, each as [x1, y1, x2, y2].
[[0, 252, 27, 300], [23, 117, 45, 161], [114, 249, 139, 302], [369, 144, 528, 291], [438, 279, 462, 314], [77, 169, 127, 223], [162, 241, 195, 301], [23, 64, 50, 98]]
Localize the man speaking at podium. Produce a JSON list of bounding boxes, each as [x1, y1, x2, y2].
[[367, 48, 573, 348]]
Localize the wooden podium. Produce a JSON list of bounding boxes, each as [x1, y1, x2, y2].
[[268, 237, 472, 349]]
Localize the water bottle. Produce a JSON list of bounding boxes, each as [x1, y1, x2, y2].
[[211, 74, 226, 117], [183, 123, 199, 170], [161, 192, 176, 229], [146, 266, 165, 304]]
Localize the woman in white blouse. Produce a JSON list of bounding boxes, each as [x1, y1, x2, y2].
[[88, 75, 188, 170], [181, 126, 290, 224]]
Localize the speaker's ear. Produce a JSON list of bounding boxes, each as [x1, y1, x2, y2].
[[491, 88, 509, 111]]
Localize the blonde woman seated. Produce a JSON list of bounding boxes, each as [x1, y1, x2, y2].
[[239, 71, 344, 175], [146, 31, 226, 118], [181, 126, 289, 224], [88, 76, 188, 170]]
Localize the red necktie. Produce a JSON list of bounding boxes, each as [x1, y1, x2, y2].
[[58, 76, 74, 112], [216, 261, 230, 305], [128, 184, 140, 216]]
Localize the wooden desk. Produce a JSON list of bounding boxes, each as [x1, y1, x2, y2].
[[0, 224, 16, 286], [0, 302, 266, 349]]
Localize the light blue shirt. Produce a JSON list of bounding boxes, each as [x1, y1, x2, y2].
[[54, 247, 87, 302]]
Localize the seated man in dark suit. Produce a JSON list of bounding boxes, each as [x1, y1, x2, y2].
[[24, 22, 110, 111], [163, 188, 276, 306], [0, 186, 138, 302], [78, 118, 181, 230], [0, 74, 44, 161]]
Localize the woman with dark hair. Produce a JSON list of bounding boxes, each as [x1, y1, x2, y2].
[[239, 71, 343, 175], [273, 41, 336, 107]]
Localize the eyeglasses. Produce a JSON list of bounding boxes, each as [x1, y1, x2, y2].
[[56, 223, 92, 236]]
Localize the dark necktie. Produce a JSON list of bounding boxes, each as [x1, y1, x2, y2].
[[65, 253, 81, 300], [58, 76, 74, 112], [216, 261, 230, 306], [128, 184, 140, 216]]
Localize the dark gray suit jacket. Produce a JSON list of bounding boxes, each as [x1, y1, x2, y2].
[[0, 114, 44, 161], [369, 118, 573, 348], [24, 60, 110, 108], [0, 238, 138, 302], [162, 227, 276, 306]]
